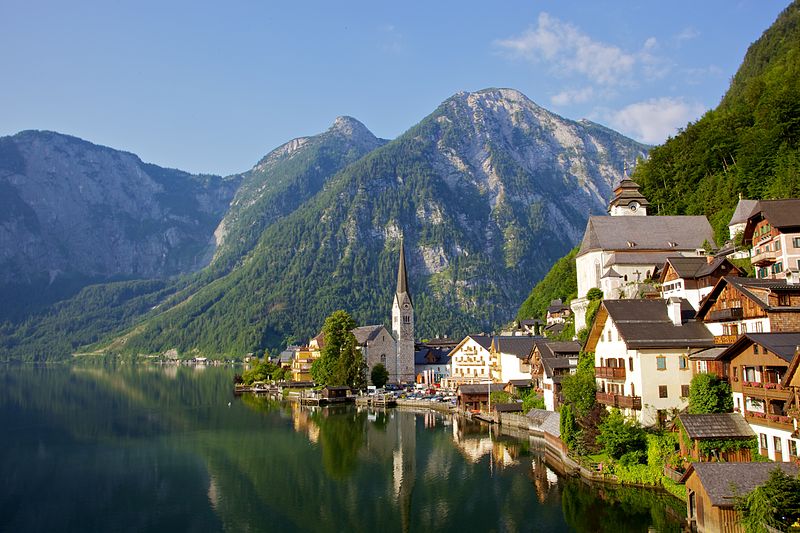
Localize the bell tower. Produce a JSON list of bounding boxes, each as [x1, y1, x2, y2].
[[392, 239, 415, 383], [608, 162, 649, 216]]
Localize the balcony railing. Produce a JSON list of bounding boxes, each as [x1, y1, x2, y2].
[[596, 392, 642, 410], [742, 382, 792, 400], [714, 334, 739, 345], [595, 366, 626, 380], [744, 411, 793, 430], [751, 248, 778, 266], [708, 307, 744, 322]]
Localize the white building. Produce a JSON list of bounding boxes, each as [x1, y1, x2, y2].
[[490, 336, 537, 384], [743, 199, 800, 280], [529, 340, 581, 411], [391, 239, 416, 383], [585, 298, 715, 427], [658, 256, 742, 311], [571, 177, 716, 332], [446, 335, 493, 386]]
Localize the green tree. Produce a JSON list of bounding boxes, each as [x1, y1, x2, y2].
[[596, 408, 647, 462], [586, 288, 603, 301], [736, 468, 800, 533], [370, 363, 389, 387], [688, 372, 734, 414], [311, 310, 365, 388], [560, 403, 578, 449]]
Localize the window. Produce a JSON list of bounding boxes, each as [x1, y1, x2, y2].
[[681, 384, 690, 397], [753, 344, 760, 355], [778, 293, 790, 306], [656, 356, 666, 370], [772, 262, 783, 274], [629, 357, 633, 371], [679, 356, 688, 370], [774, 436, 783, 454], [793, 237, 800, 248], [775, 240, 781, 251], [755, 321, 764, 333], [403, 315, 411, 324], [790, 440, 799, 458], [607, 331, 612, 342], [659, 385, 668, 398], [760, 433, 768, 450]]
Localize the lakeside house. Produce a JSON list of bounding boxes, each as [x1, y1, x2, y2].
[[682, 462, 799, 533], [571, 177, 715, 331], [457, 383, 505, 412], [716, 332, 800, 462], [585, 298, 715, 427], [446, 335, 493, 387], [489, 336, 538, 384], [414, 343, 451, 384], [675, 413, 755, 463], [529, 340, 580, 411]]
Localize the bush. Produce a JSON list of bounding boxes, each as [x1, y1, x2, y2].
[[596, 409, 647, 460], [370, 363, 389, 387], [688, 372, 734, 413]]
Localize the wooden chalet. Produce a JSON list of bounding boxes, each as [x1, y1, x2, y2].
[[322, 385, 350, 399], [676, 413, 755, 462], [717, 333, 800, 462], [682, 462, 799, 533], [457, 383, 505, 412], [659, 256, 741, 311]]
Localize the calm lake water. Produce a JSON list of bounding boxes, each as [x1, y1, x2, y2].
[[0, 364, 685, 532]]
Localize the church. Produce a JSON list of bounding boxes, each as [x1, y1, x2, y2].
[[390, 239, 416, 383], [571, 176, 716, 332]]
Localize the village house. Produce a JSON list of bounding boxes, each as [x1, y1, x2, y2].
[[675, 413, 755, 463], [742, 199, 800, 280], [658, 256, 741, 311], [352, 324, 396, 381], [545, 299, 571, 325], [529, 340, 581, 411], [682, 462, 799, 533], [489, 336, 538, 384], [571, 177, 715, 331], [695, 276, 800, 345], [586, 298, 715, 427], [716, 333, 800, 462], [446, 335, 494, 386], [456, 383, 505, 412], [414, 343, 451, 385], [290, 345, 318, 382]]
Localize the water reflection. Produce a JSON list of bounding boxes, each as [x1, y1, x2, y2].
[[0, 365, 685, 532]]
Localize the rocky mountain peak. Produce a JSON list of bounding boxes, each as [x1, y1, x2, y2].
[[328, 116, 379, 145]]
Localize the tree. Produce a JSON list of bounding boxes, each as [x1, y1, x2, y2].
[[560, 403, 578, 449], [688, 372, 734, 414], [370, 363, 389, 387], [596, 408, 647, 462], [736, 468, 800, 533], [586, 288, 603, 301], [311, 310, 365, 388], [561, 355, 597, 418]]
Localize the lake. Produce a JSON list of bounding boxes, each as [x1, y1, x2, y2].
[[0, 363, 685, 532]]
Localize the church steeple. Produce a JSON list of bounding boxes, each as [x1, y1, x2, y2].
[[396, 238, 412, 305], [608, 162, 649, 216]]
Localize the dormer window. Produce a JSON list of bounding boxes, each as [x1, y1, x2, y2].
[[627, 241, 636, 248], [667, 241, 678, 248]]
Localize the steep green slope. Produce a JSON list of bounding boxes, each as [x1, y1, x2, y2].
[[516, 247, 578, 321], [632, 1, 800, 244], [114, 89, 645, 357]]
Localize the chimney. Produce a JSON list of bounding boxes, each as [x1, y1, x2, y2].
[[706, 255, 715, 264], [667, 297, 683, 326], [786, 270, 799, 286]]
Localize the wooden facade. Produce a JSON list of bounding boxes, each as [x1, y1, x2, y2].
[[684, 472, 743, 533]]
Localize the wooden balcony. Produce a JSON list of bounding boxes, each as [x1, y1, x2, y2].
[[595, 366, 626, 380], [744, 411, 794, 430], [741, 382, 793, 401], [708, 307, 744, 322], [751, 248, 778, 266], [596, 391, 642, 410], [714, 334, 739, 345]]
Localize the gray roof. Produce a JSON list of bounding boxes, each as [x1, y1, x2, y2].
[[718, 333, 800, 364], [747, 199, 800, 230], [458, 383, 505, 395], [414, 346, 449, 366], [686, 463, 799, 507], [604, 251, 675, 268], [577, 215, 715, 257], [540, 411, 561, 438], [678, 413, 754, 440], [494, 336, 538, 359], [465, 334, 493, 351], [352, 325, 386, 344], [602, 299, 715, 349], [728, 199, 759, 226], [697, 276, 800, 317], [689, 346, 727, 361], [493, 403, 523, 413], [527, 408, 550, 426], [507, 379, 532, 387], [662, 256, 738, 280]]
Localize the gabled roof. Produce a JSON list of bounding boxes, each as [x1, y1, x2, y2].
[[352, 325, 387, 344], [717, 333, 800, 364], [448, 334, 494, 358], [678, 413, 754, 440], [507, 379, 532, 387], [577, 215, 715, 257], [743, 199, 800, 242], [728, 198, 759, 227], [493, 403, 523, 413], [659, 256, 740, 283], [587, 299, 714, 351], [681, 463, 799, 508], [689, 346, 727, 361], [494, 336, 538, 359], [696, 276, 800, 318], [547, 299, 569, 313], [604, 251, 675, 268], [414, 346, 450, 366], [458, 383, 505, 395]]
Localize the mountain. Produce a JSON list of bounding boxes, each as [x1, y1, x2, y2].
[[0, 130, 240, 317], [518, 1, 800, 323], [110, 88, 647, 358], [209, 116, 387, 275], [632, 1, 800, 244]]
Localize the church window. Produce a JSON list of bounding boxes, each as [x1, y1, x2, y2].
[[403, 315, 411, 324], [380, 354, 386, 363]]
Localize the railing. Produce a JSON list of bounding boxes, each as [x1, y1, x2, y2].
[[714, 334, 739, 345], [751, 248, 778, 266], [744, 411, 793, 429], [708, 307, 744, 321], [742, 382, 792, 400], [596, 392, 642, 410], [595, 366, 626, 380]]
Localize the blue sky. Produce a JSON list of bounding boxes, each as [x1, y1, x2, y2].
[[0, 1, 790, 175]]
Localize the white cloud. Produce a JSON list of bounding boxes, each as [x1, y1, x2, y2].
[[494, 12, 635, 86], [604, 97, 706, 144], [675, 27, 700, 42], [551, 87, 595, 106], [379, 24, 404, 54]]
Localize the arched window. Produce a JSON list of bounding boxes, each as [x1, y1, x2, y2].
[[595, 261, 601, 283], [380, 354, 386, 363]]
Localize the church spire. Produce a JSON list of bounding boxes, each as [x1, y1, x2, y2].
[[396, 239, 411, 304]]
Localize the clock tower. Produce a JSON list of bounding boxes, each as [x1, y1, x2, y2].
[[392, 239, 415, 383]]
